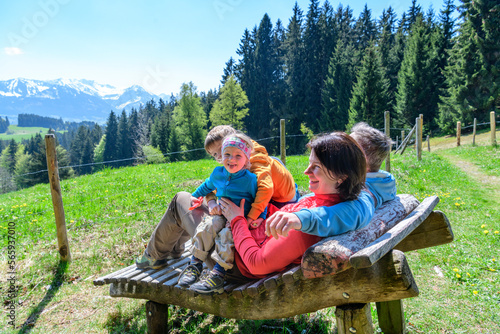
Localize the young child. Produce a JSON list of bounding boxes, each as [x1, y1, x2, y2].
[[204, 125, 299, 227], [178, 133, 267, 294]]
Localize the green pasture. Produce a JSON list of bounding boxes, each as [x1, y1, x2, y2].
[[0, 141, 498, 333], [0, 125, 64, 142]]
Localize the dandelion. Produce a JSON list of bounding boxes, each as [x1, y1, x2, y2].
[[453, 268, 459, 272], [481, 224, 486, 228], [456, 273, 461, 278], [483, 230, 489, 234], [70, 220, 74, 223], [455, 203, 460, 206], [495, 231, 499, 234], [466, 272, 471, 277], [473, 291, 478, 295], [489, 268, 497, 272]]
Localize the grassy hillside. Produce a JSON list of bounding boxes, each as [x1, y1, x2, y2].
[[0, 142, 499, 333], [0, 125, 65, 142]]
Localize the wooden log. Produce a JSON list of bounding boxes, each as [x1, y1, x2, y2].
[[394, 210, 454, 252], [109, 250, 418, 320], [280, 119, 286, 165], [302, 195, 419, 278], [335, 303, 373, 334], [473, 118, 477, 146], [385, 111, 391, 173], [491, 111, 497, 146], [376, 300, 405, 334], [350, 196, 439, 269], [45, 134, 71, 262], [146, 301, 169, 334], [396, 125, 416, 155]]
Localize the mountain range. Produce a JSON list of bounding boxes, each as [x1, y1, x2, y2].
[[0, 78, 165, 124]]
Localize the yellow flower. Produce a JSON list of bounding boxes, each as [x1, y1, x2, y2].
[[489, 268, 497, 272], [495, 231, 499, 234], [481, 224, 486, 228], [453, 268, 459, 272], [455, 203, 460, 206], [473, 291, 478, 295], [466, 272, 471, 277], [70, 220, 74, 223], [484, 230, 489, 234], [456, 273, 461, 278]]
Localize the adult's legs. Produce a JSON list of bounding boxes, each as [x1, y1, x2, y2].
[[146, 191, 210, 260]]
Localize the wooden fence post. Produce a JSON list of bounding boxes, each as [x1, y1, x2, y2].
[[472, 118, 477, 146], [45, 134, 71, 262], [280, 119, 286, 166], [427, 135, 430, 152], [457, 121, 461, 147], [491, 112, 497, 146], [384, 111, 390, 172], [416, 118, 422, 161]]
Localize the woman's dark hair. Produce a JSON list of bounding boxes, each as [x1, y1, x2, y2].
[[307, 132, 366, 201]]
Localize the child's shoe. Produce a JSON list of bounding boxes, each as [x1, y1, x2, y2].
[[189, 271, 224, 295], [177, 263, 202, 288]]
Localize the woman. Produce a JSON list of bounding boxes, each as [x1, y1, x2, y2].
[[219, 132, 366, 278]]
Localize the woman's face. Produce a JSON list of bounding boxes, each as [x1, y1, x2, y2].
[[222, 146, 247, 173], [304, 149, 339, 195]]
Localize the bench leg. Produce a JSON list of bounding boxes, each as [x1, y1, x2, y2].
[[335, 303, 374, 334], [376, 300, 405, 334], [146, 301, 169, 334]]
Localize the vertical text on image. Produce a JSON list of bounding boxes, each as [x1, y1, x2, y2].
[[6, 221, 17, 328]]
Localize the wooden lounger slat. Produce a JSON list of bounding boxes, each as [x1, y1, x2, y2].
[[94, 264, 135, 285], [104, 266, 138, 284]]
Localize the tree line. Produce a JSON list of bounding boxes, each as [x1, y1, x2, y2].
[[18, 113, 97, 131], [1, 0, 498, 194], [0, 116, 10, 133]]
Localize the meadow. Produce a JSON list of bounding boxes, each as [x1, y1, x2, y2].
[[0, 125, 64, 142], [0, 140, 499, 333]]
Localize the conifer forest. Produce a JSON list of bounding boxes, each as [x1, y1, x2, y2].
[[0, 0, 498, 193]]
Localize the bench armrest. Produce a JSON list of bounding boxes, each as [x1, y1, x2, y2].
[[349, 196, 439, 269]]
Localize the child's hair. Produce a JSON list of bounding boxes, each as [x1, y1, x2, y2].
[[222, 133, 254, 170], [204, 125, 237, 152], [350, 122, 393, 172], [307, 132, 366, 201]]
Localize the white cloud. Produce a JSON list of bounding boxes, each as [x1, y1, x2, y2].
[[4, 47, 24, 56]]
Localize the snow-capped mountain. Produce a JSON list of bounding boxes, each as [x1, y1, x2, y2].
[[0, 78, 161, 124]]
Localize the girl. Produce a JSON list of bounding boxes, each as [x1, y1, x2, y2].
[[178, 133, 266, 294]]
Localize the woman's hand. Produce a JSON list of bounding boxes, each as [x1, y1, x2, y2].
[[219, 197, 245, 223], [265, 212, 302, 239], [207, 200, 221, 215]]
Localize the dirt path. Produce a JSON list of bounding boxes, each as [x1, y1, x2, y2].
[[430, 132, 500, 205]]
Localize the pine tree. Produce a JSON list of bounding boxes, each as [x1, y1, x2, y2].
[[209, 75, 249, 130], [5, 139, 18, 174], [117, 110, 132, 166], [303, 0, 324, 132], [283, 2, 308, 154], [172, 82, 207, 160], [103, 111, 119, 166], [439, 0, 499, 132], [348, 43, 390, 129], [321, 40, 358, 131], [353, 4, 377, 51], [396, 16, 437, 128], [221, 57, 235, 86], [378, 7, 399, 114]]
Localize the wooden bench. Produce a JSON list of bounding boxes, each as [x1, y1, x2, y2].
[[93, 194, 453, 333]]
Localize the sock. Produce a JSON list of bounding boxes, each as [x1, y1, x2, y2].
[[213, 263, 226, 277]]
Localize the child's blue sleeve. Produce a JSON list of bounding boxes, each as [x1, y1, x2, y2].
[[192, 172, 217, 198], [294, 191, 376, 237]]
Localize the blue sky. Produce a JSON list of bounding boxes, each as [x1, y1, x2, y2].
[[0, 0, 452, 96]]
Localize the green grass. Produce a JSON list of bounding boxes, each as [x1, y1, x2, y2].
[[0, 125, 65, 142], [1, 145, 499, 333]]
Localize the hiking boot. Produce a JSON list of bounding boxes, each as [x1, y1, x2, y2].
[[177, 263, 202, 288], [189, 271, 224, 295], [135, 251, 169, 270]]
